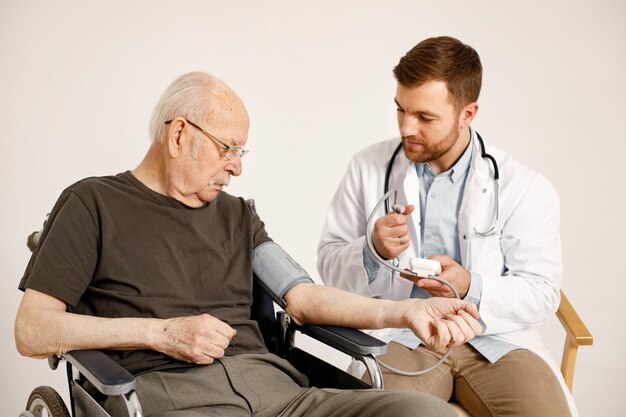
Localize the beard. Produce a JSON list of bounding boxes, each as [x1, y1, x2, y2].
[[402, 118, 460, 163]]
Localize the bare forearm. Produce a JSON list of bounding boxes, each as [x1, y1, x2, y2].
[[284, 283, 410, 330], [15, 289, 163, 358], [284, 283, 482, 352]]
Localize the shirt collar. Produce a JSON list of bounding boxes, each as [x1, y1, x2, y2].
[[450, 133, 474, 183]]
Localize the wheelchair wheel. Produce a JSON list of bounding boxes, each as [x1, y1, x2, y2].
[[25, 386, 70, 417]]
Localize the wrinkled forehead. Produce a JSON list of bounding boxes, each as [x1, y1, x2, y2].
[[204, 90, 250, 146]]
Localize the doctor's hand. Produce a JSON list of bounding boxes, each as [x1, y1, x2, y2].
[[372, 204, 415, 259], [403, 297, 482, 352], [402, 255, 471, 298], [155, 314, 237, 364]]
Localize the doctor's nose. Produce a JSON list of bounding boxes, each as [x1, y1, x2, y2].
[[399, 115, 420, 138]]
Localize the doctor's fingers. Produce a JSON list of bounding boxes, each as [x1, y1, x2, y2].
[[400, 270, 420, 284], [374, 214, 409, 237], [417, 279, 454, 297], [428, 254, 456, 268], [377, 222, 410, 242], [374, 225, 410, 251], [385, 233, 411, 256], [377, 212, 411, 228]]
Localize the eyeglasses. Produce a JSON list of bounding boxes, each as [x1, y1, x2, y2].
[[165, 119, 248, 160]]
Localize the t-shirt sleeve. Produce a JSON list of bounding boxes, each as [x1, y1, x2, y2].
[[19, 190, 99, 308], [250, 209, 273, 249]]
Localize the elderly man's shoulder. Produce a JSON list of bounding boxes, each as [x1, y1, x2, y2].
[[60, 172, 133, 198], [215, 192, 255, 212]]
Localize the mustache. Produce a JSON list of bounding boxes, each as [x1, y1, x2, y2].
[[209, 175, 231, 187]]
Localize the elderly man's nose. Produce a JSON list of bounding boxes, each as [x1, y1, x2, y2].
[[226, 158, 242, 176]]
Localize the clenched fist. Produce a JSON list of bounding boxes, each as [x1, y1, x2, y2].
[[155, 314, 237, 364]]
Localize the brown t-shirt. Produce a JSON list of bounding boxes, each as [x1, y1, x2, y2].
[[20, 171, 272, 375]]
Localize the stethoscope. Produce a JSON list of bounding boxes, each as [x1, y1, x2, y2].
[[366, 130, 499, 376]]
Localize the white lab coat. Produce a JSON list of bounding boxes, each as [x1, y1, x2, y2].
[[317, 133, 577, 415]]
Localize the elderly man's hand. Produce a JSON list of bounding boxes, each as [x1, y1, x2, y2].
[[157, 314, 237, 364], [403, 297, 482, 352]]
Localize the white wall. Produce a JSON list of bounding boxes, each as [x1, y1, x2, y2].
[[1, 0, 624, 415]]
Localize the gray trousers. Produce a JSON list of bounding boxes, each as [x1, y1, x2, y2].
[[104, 353, 454, 417]]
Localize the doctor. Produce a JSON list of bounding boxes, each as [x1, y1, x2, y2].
[[317, 36, 575, 417]]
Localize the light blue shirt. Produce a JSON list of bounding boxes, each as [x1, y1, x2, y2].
[[364, 133, 517, 363]]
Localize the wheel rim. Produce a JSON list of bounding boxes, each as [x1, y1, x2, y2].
[[28, 398, 51, 417]]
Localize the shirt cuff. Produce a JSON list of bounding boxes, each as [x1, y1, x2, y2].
[[464, 270, 483, 308], [363, 243, 381, 284]]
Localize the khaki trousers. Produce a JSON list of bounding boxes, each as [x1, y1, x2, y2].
[[364, 343, 570, 417], [104, 353, 455, 417]]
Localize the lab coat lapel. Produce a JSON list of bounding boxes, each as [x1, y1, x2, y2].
[[458, 137, 494, 267]]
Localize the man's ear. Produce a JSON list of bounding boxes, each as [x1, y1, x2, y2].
[[166, 118, 186, 158], [459, 102, 479, 129]]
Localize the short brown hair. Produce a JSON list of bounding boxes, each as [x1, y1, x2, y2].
[[393, 36, 482, 110]]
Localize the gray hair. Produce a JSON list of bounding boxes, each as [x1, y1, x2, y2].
[[149, 72, 223, 145]]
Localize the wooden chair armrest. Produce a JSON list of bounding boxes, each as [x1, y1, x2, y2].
[[556, 290, 593, 346], [555, 290, 593, 391]]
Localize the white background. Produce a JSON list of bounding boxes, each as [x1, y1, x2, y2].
[[1, 1, 624, 415]]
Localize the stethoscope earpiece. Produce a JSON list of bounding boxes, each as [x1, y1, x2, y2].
[[390, 203, 405, 214]]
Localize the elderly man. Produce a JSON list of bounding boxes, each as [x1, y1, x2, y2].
[[15, 72, 482, 417]]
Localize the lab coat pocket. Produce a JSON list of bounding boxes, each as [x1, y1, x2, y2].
[[468, 232, 504, 274]]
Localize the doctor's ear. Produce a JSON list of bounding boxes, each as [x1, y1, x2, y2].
[[459, 102, 479, 129]]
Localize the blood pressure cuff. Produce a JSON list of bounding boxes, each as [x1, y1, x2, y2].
[[252, 242, 314, 308]]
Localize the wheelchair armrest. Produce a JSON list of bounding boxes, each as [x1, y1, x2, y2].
[[65, 350, 136, 396], [294, 323, 387, 357], [278, 312, 386, 389]]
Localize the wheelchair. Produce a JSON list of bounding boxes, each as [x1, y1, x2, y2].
[[20, 204, 387, 417]]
